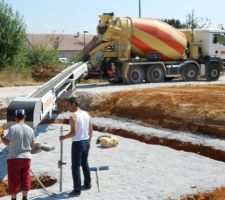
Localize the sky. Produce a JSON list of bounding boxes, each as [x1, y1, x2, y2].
[[5, 0, 225, 35]]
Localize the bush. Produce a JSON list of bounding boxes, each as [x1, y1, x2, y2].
[[69, 54, 82, 63], [28, 45, 58, 67]]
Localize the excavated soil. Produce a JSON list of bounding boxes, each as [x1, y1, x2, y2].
[[180, 187, 225, 200], [0, 173, 57, 197], [0, 107, 7, 120], [88, 84, 225, 138]]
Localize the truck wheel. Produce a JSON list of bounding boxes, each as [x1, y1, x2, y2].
[[146, 65, 165, 83], [128, 66, 144, 84], [183, 64, 198, 81], [207, 63, 220, 81]]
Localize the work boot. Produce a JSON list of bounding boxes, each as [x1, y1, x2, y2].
[[68, 190, 81, 197], [81, 184, 92, 191]]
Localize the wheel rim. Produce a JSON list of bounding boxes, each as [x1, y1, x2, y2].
[[211, 69, 219, 77], [187, 69, 196, 78], [132, 71, 139, 80], [152, 69, 161, 80]]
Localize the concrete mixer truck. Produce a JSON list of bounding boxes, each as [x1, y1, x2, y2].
[[84, 12, 225, 84]]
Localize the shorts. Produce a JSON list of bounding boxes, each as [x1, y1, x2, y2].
[[7, 159, 31, 194]]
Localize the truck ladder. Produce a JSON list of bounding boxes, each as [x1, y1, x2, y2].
[[118, 18, 131, 61]]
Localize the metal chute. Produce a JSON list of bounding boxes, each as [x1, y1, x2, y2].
[[7, 62, 88, 128]]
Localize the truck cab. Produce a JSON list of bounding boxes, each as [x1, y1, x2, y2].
[[194, 29, 225, 64]]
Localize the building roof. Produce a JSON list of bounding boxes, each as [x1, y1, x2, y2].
[[27, 34, 94, 51]]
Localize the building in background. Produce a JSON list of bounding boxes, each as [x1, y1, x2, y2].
[[27, 34, 94, 59]]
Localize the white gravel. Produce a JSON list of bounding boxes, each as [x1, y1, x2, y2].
[[93, 116, 225, 152], [0, 86, 39, 107], [1, 125, 225, 200]]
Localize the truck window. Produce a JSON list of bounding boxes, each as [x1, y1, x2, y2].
[[212, 33, 225, 45]]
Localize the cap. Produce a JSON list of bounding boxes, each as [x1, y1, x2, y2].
[[15, 109, 26, 118]]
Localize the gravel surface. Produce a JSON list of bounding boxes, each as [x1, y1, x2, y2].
[[0, 86, 39, 107], [76, 75, 225, 94], [93, 116, 225, 152], [2, 125, 225, 200]]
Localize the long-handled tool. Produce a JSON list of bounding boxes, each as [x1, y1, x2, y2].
[[89, 166, 109, 192], [58, 125, 66, 192], [30, 169, 56, 195]]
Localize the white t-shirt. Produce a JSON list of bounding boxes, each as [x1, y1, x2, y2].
[[72, 110, 90, 142]]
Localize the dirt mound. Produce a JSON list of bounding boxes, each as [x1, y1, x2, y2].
[[0, 173, 57, 197], [0, 107, 7, 120], [0, 181, 7, 197], [181, 187, 225, 200], [32, 67, 60, 81], [90, 84, 225, 138]]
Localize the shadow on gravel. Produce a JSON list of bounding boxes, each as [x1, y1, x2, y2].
[[0, 146, 8, 181], [30, 191, 71, 200]]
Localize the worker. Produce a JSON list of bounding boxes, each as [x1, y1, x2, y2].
[[0, 109, 35, 200], [59, 97, 93, 197]]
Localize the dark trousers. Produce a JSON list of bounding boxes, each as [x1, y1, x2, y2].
[[71, 140, 91, 192]]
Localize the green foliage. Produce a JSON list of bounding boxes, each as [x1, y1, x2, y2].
[[162, 10, 211, 30], [11, 44, 30, 70], [28, 44, 58, 67], [69, 54, 82, 63], [161, 19, 186, 29], [0, 0, 27, 70]]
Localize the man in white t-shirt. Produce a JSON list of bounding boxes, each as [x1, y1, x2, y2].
[[59, 97, 93, 197]]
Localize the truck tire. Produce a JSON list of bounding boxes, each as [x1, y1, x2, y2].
[[146, 65, 165, 83], [183, 64, 198, 81], [127, 66, 144, 84], [207, 63, 220, 81]]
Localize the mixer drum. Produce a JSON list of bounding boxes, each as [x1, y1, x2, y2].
[[130, 18, 187, 61]]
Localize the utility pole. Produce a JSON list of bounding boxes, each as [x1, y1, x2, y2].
[[139, 0, 141, 18], [83, 30, 88, 49]]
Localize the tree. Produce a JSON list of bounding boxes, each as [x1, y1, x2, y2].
[[0, 0, 27, 69], [185, 10, 211, 30], [161, 19, 186, 29]]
